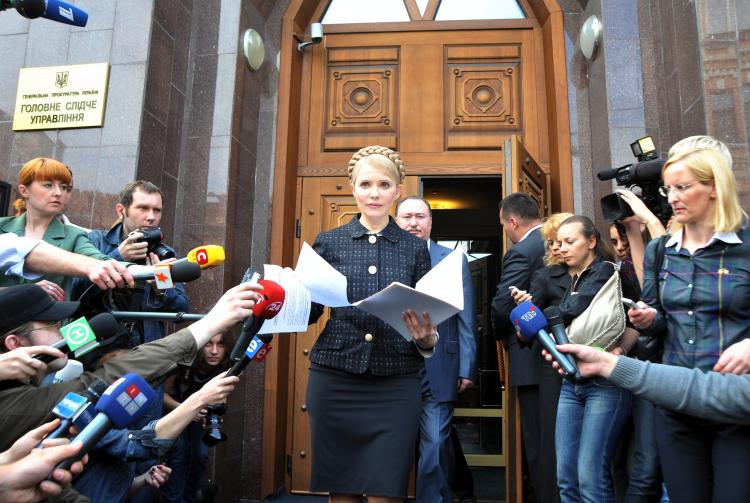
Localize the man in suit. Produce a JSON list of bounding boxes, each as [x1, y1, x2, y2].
[[491, 192, 558, 502], [396, 196, 477, 503]]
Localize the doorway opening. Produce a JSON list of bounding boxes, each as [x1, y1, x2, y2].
[[423, 175, 505, 503]]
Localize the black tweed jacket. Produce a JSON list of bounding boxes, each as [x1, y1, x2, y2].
[[309, 215, 431, 376]]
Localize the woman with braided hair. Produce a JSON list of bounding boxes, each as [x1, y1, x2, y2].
[[306, 146, 438, 503]]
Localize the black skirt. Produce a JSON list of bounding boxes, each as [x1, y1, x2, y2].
[[306, 364, 422, 498]]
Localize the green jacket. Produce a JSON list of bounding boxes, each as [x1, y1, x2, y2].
[[0, 214, 110, 299]]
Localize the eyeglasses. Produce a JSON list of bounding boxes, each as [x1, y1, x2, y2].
[[658, 183, 695, 198], [19, 320, 64, 336]]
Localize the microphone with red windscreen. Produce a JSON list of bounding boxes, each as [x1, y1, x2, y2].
[[226, 271, 286, 376]]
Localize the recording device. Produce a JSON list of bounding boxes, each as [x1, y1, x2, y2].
[[42, 378, 108, 444], [203, 271, 286, 446], [542, 306, 581, 379], [598, 136, 671, 224], [33, 312, 120, 363], [131, 227, 175, 261], [181, 245, 226, 269], [53, 373, 156, 472], [0, 0, 88, 26], [511, 301, 578, 378], [129, 260, 202, 283]]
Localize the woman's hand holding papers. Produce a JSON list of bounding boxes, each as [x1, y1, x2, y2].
[[403, 310, 437, 351]]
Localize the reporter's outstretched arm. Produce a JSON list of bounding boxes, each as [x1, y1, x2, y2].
[[23, 241, 134, 289], [188, 282, 263, 348], [153, 371, 239, 440]]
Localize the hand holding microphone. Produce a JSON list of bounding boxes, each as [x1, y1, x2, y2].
[[510, 301, 579, 378], [0, 346, 62, 381]]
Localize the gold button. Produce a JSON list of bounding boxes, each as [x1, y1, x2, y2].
[[364, 333, 374, 342], [368, 265, 377, 274], [368, 235, 377, 244]]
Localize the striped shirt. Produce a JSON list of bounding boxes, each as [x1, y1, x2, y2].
[[641, 228, 750, 371]]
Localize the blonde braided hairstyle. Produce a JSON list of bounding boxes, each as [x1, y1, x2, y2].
[[348, 146, 406, 184]]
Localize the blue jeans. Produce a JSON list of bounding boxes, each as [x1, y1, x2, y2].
[[556, 378, 631, 503]]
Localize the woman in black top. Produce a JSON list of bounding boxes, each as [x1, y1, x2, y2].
[[552, 215, 638, 503], [306, 146, 437, 503]]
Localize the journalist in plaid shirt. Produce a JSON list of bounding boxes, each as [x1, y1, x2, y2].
[[630, 135, 750, 503]]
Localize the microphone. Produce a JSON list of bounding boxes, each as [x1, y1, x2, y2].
[[171, 245, 226, 269], [51, 360, 84, 383], [53, 373, 155, 472], [227, 273, 286, 376], [543, 306, 581, 379], [43, 378, 109, 443], [9, 0, 88, 27], [34, 312, 120, 363], [129, 260, 202, 283], [510, 301, 578, 377]]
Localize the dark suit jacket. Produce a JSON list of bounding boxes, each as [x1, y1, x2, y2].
[[425, 241, 477, 402], [491, 227, 545, 386], [309, 216, 432, 376]]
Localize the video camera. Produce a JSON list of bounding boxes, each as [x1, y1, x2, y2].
[[598, 136, 672, 224]]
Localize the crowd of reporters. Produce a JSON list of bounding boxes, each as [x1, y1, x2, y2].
[[0, 164, 261, 503]]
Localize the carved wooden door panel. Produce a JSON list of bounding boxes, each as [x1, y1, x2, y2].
[[290, 176, 419, 493], [298, 29, 542, 177]]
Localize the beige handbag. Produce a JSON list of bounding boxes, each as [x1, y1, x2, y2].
[[566, 263, 626, 350]]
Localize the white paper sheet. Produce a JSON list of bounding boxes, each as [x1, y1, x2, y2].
[[293, 242, 350, 307], [258, 264, 312, 334], [353, 282, 461, 341]]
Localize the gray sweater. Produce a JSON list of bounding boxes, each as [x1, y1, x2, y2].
[[608, 357, 750, 424]]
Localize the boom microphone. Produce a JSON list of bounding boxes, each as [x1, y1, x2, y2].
[[511, 301, 578, 377], [8, 0, 88, 27], [53, 373, 155, 472]]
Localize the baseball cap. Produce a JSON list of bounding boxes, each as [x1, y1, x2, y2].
[[0, 284, 80, 336]]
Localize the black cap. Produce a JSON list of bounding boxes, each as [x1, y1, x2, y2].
[[0, 284, 80, 336]]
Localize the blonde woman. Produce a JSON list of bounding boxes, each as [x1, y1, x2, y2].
[[629, 135, 750, 503], [305, 146, 437, 503]]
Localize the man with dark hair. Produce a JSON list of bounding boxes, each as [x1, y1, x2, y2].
[[396, 196, 477, 503], [74, 180, 188, 347], [490, 192, 557, 502]]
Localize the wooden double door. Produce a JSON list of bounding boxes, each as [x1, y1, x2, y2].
[[286, 25, 551, 497]]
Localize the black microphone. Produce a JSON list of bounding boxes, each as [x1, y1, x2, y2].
[[543, 306, 581, 380], [34, 313, 120, 364], [7, 0, 88, 27], [510, 302, 579, 377], [130, 260, 202, 283], [42, 378, 108, 444]]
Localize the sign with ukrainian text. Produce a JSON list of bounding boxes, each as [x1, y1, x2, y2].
[[12, 63, 110, 131]]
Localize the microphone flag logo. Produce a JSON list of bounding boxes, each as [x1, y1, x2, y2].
[[195, 248, 209, 265]]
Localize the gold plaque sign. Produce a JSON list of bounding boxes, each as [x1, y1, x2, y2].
[[13, 63, 110, 131]]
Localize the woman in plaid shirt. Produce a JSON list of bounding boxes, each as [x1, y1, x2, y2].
[[630, 135, 750, 503]]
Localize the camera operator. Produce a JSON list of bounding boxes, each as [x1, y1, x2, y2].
[[73, 181, 188, 348], [158, 332, 234, 503], [0, 280, 263, 452]]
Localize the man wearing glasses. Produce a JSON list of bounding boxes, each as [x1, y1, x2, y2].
[[0, 284, 77, 384]]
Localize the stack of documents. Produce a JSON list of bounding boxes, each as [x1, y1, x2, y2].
[[259, 243, 465, 341]]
